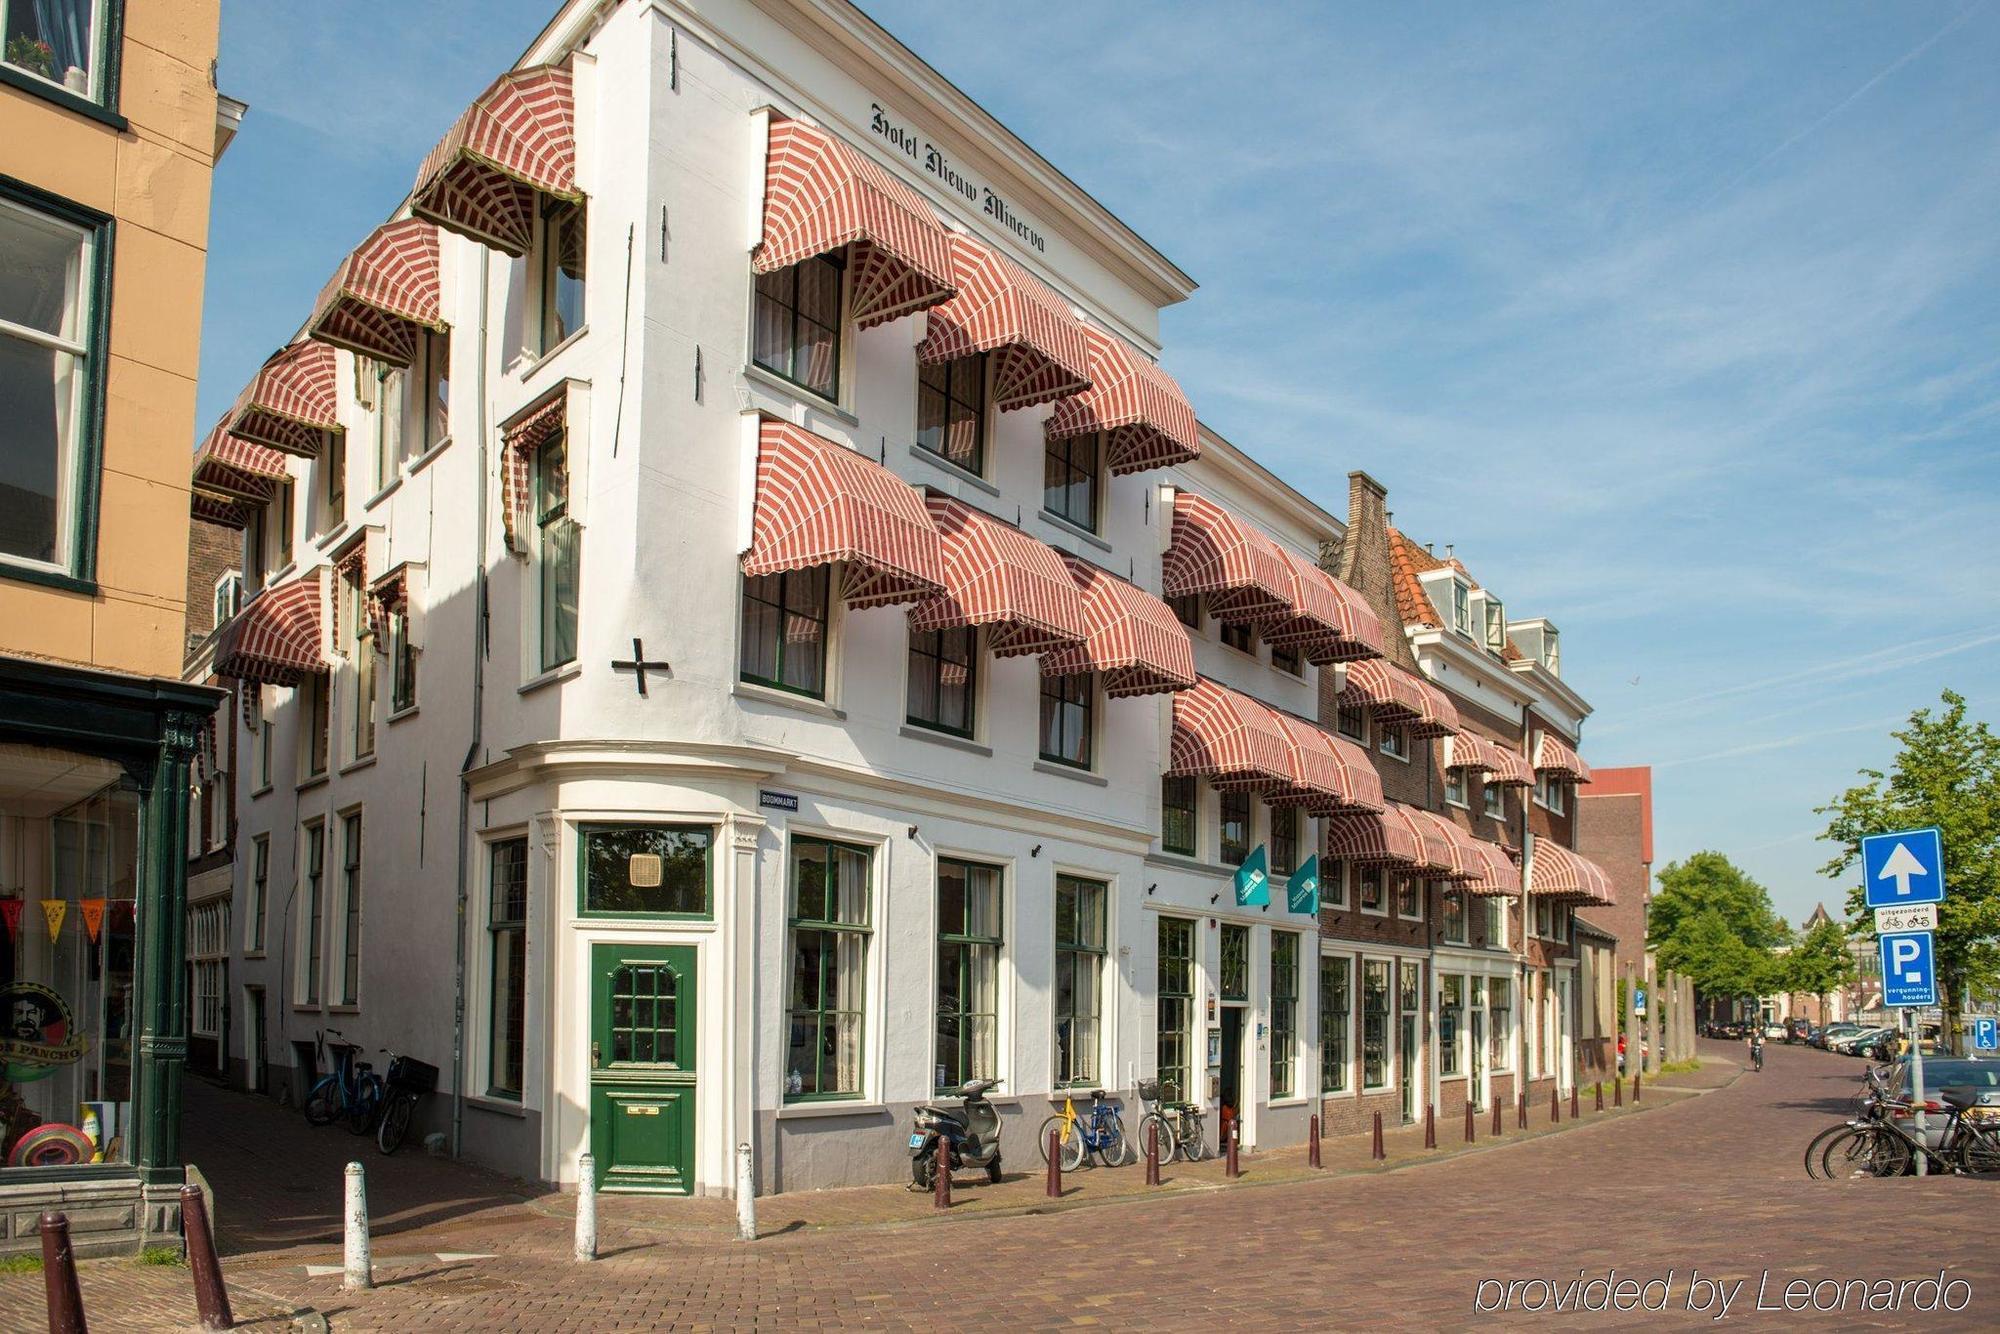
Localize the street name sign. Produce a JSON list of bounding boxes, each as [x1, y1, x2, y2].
[[1874, 903, 1938, 934], [1879, 930, 1938, 1008], [1975, 1017, 1999, 1052], [1862, 827, 1945, 908]]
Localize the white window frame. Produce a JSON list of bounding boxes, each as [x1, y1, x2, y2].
[[1444, 768, 1468, 808], [1378, 724, 1408, 762], [1482, 782, 1504, 819], [0, 0, 110, 100], [1356, 863, 1387, 917]]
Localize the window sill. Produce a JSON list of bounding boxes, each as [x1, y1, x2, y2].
[[739, 361, 858, 427], [0, 559, 95, 596], [733, 679, 845, 720], [1035, 507, 1112, 553], [899, 724, 991, 757], [1379, 747, 1411, 765], [519, 661, 583, 697], [1268, 1096, 1310, 1109], [1143, 852, 1229, 881], [466, 1095, 528, 1120], [775, 1099, 887, 1121], [1033, 759, 1106, 787], [386, 704, 420, 726], [251, 784, 273, 801], [1445, 797, 1470, 810], [364, 477, 403, 511], [519, 326, 588, 381], [244, 951, 267, 961], [1319, 1088, 1359, 1101], [339, 755, 377, 777], [313, 523, 351, 554], [296, 774, 329, 794], [327, 1005, 361, 1016], [908, 445, 1000, 497], [406, 436, 453, 478], [0, 66, 126, 130]]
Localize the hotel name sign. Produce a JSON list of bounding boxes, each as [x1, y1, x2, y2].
[[868, 103, 1046, 254]]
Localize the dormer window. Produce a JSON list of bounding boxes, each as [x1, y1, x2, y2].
[[1483, 596, 1506, 655], [1452, 581, 1472, 638]]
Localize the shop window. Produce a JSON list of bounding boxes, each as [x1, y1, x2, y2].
[[535, 430, 579, 672], [1054, 875, 1106, 1087], [1270, 932, 1298, 1098], [740, 567, 828, 698], [1270, 806, 1298, 878], [1320, 955, 1350, 1093], [537, 198, 586, 353], [0, 764, 140, 1170], [1219, 923, 1249, 1003], [1441, 975, 1464, 1076], [1361, 960, 1390, 1089], [753, 253, 842, 398], [916, 354, 986, 474], [0, 186, 108, 586], [786, 837, 871, 1099], [1039, 672, 1093, 769], [487, 837, 528, 1099], [907, 626, 976, 737], [335, 813, 362, 1005], [1218, 789, 1250, 867], [935, 859, 1002, 1093], [1159, 775, 1197, 857], [1042, 433, 1099, 532], [579, 823, 711, 918], [1156, 917, 1194, 1101]]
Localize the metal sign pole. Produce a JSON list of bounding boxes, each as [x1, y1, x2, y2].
[[1910, 1008, 1928, 1178]]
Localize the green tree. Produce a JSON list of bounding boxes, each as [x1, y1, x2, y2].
[[1648, 852, 1789, 1011], [1818, 691, 2000, 1049], [1656, 906, 1784, 1003], [1782, 918, 1860, 1022]]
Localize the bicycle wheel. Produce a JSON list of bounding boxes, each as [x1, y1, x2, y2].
[[1178, 1115, 1211, 1162], [1037, 1114, 1071, 1164], [1059, 1121, 1090, 1172], [377, 1092, 416, 1155], [1821, 1126, 1909, 1180], [347, 1073, 384, 1135], [1138, 1112, 1177, 1165], [303, 1078, 339, 1127], [1094, 1113, 1129, 1167], [1957, 1126, 2000, 1175], [1803, 1122, 1858, 1180]]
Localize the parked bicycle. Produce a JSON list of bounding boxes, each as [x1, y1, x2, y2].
[[304, 1029, 382, 1136], [1134, 1078, 1177, 1163], [1039, 1089, 1128, 1170], [375, 1049, 440, 1155], [1151, 1081, 1210, 1163], [1807, 1065, 2000, 1179]]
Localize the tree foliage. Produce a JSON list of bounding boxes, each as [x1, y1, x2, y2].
[[1817, 691, 2000, 1021], [1648, 851, 1788, 998], [1782, 917, 1859, 1012]]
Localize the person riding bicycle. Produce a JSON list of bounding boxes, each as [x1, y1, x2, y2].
[[1748, 1029, 1765, 1072]]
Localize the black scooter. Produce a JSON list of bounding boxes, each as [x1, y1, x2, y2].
[[909, 1077, 1003, 1189]]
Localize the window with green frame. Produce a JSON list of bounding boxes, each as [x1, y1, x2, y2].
[[1054, 875, 1106, 1086], [935, 858, 1001, 1093], [1320, 954, 1350, 1093], [1156, 917, 1194, 1102], [907, 625, 976, 736], [740, 566, 829, 697], [786, 836, 871, 1099], [1270, 931, 1298, 1097], [753, 253, 844, 399], [535, 429, 579, 671], [1219, 923, 1249, 1002], [487, 837, 528, 1099], [1159, 775, 1197, 857], [0, 179, 111, 590], [1362, 959, 1389, 1088], [579, 823, 711, 918], [0, 0, 124, 123]]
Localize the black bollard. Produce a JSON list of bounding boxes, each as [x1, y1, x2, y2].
[[40, 1212, 85, 1334], [180, 1184, 234, 1330]]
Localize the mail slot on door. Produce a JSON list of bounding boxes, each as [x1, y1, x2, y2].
[[625, 1104, 662, 1116]]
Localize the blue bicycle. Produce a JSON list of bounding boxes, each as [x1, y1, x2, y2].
[[304, 1029, 382, 1136], [1039, 1090, 1129, 1170]]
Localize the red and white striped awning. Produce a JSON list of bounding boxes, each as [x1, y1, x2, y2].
[[215, 570, 326, 688], [916, 233, 1090, 411], [1342, 660, 1459, 737], [1526, 838, 1615, 905], [754, 117, 955, 330], [1040, 557, 1195, 697], [412, 65, 579, 258], [1045, 326, 1199, 476], [1324, 806, 1424, 867], [192, 422, 289, 502], [1447, 731, 1535, 787], [1533, 731, 1594, 784], [1408, 808, 1485, 882], [1263, 708, 1385, 814], [229, 342, 340, 457], [306, 218, 447, 367], [192, 492, 252, 529], [1166, 676, 1293, 791], [908, 495, 1088, 656], [742, 419, 945, 608], [1313, 575, 1388, 662], [1261, 548, 1383, 664], [1464, 839, 1523, 898], [1388, 802, 1456, 875], [1161, 491, 1293, 624]]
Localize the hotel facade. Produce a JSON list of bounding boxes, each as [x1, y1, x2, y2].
[[188, 0, 1617, 1197]]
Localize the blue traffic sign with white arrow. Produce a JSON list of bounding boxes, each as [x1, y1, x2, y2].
[[1879, 931, 1938, 1008], [1861, 827, 1945, 909]]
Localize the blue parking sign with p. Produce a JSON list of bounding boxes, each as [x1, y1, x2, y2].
[[1975, 1018, 1999, 1052], [1879, 931, 1937, 1008], [1861, 827, 1945, 908]]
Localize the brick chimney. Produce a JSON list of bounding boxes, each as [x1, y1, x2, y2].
[[1329, 470, 1418, 672]]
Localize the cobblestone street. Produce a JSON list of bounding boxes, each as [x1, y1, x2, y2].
[[3, 1041, 1997, 1329]]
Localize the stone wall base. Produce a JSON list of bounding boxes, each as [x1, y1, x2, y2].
[[0, 1174, 183, 1258]]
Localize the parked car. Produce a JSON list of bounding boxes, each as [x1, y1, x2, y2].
[[1764, 1023, 1788, 1040], [1818, 1023, 1868, 1050], [1836, 1027, 1894, 1057], [1885, 1057, 2000, 1151]]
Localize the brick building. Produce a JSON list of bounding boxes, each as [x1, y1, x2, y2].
[[1577, 766, 1654, 978]]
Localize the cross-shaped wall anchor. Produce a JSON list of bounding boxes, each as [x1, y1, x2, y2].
[[611, 638, 671, 696]]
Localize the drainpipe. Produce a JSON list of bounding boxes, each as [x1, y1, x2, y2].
[[450, 247, 493, 1160]]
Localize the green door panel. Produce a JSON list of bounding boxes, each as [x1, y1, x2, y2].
[[589, 943, 696, 1193]]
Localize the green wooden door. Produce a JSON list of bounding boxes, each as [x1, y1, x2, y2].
[[589, 943, 696, 1193]]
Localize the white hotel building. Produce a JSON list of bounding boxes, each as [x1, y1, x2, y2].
[[186, 0, 1603, 1196]]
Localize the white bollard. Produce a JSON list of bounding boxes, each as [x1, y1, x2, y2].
[[735, 1141, 756, 1242], [574, 1153, 598, 1261], [343, 1161, 373, 1290]]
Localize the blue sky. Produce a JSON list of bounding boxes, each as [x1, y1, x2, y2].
[[200, 2, 2000, 929]]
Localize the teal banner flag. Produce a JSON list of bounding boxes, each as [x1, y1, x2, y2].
[[1235, 844, 1271, 907], [1287, 854, 1321, 915]]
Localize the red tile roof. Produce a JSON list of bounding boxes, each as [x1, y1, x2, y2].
[[1386, 527, 1524, 661]]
